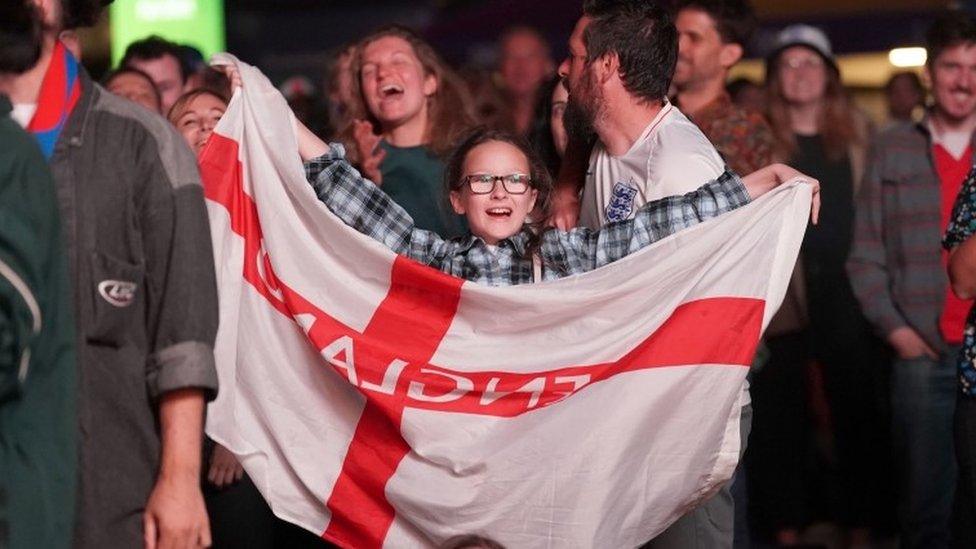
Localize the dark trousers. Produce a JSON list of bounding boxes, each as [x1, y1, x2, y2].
[[203, 441, 335, 549], [747, 332, 808, 533], [805, 269, 894, 531], [953, 394, 976, 549]]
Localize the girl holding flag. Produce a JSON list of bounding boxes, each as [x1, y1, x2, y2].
[[298, 125, 818, 284]]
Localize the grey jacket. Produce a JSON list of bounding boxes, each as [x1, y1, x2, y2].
[[47, 69, 218, 548]]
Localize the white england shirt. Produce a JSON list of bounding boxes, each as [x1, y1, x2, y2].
[[579, 102, 726, 229], [579, 102, 750, 407]]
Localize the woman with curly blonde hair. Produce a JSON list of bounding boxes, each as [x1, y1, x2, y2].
[[343, 25, 477, 238]]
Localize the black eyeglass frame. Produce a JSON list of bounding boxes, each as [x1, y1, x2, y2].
[[460, 174, 533, 195]]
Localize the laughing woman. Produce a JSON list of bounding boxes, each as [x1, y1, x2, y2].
[[343, 25, 476, 238]]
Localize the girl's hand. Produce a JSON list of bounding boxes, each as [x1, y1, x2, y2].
[[207, 443, 244, 488], [209, 59, 330, 162], [212, 63, 243, 92], [742, 163, 821, 224], [352, 120, 386, 186]]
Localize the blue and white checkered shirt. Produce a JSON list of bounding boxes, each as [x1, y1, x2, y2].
[[305, 145, 751, 286]]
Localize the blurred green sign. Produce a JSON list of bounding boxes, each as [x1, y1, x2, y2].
[[110, 0, 226, 65]]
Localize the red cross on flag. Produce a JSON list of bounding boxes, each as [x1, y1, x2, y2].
[[201, 56, 811, 548]]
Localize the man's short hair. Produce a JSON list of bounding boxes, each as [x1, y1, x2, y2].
[[120, 35, 188, 83], [885, 71, 924, 94], [0, 0, 42, 74], [61, 0, 110, 30], [673, 0, 758, 48], [926, 11, 976, 66], [582, 0, 677, 103]]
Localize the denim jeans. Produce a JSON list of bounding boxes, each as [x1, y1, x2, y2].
[[891, 350, 959, 549]]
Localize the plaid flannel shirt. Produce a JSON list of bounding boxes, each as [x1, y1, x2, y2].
[[848, 118, 976, 349], [305, 145, 750, 286]]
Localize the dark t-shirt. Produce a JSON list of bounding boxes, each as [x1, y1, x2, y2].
[[379, 142, 467, 239], [793, 133, 855, 271]]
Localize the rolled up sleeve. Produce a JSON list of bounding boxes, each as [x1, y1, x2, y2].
[[146, 340, 217, 399], [142, 140, 219, 401]]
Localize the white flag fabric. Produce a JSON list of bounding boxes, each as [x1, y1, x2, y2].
[[201, 55, 811, 548]]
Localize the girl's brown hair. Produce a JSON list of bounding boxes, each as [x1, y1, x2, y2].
[[348, 25, 477, 157], [444, 127, 553, 255], [765, 50, 862, 161], [166, 87, 228, 125]]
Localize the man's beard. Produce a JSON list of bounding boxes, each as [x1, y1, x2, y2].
[[564, 77, 600, 142]]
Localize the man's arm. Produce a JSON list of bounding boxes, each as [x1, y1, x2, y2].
[[945, 167, 976, 299], [141, 129, 218, 548], [847, 142, 934, 358], [546, 135, 591, 230], [949, 236, 976, 299], [144, 390, 209, 549]]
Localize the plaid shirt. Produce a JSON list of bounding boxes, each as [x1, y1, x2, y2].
[[305, 145, 750, 286], [943, 167, 976, 396], [848, 119, 976, 350]]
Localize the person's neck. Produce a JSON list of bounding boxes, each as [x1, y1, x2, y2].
[[509, 92, 536, 134], [383, 111, 428, 148], [787, 101, 822, 136], [675, 75, 726, 118], [0, 38, 54, 104], [596, 95, 663, 156], [930, 106, 976, 137]]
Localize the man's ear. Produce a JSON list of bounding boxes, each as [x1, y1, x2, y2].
[[719, 43, 743, 70], [923, 64, 933, 91], [596, 52, 619, 85], [449, 190, 466, 215]]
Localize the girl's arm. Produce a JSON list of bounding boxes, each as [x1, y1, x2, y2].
[[304, 146, 447, 259], [543, 166, 818, 273], [296, 119, 330, 161]]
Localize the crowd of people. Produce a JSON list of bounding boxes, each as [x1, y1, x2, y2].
[[2, 0, 976, 548]]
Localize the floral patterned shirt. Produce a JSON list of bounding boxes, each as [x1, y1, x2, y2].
[[943, 166, 976, 397], [684, 92, 776, 176]]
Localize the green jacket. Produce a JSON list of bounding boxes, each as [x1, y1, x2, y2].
[[0, 94, 76, 549]]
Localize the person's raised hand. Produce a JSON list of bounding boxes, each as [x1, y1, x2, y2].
[[352, 120, 386, 185], [741, 163, 821, 224], [547, 184, 581, 230], [212, 62, 242, 92]]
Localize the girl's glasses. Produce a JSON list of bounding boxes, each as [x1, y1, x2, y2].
[[462, 174, 532, 195]]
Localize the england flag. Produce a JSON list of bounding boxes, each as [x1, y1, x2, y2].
[[201, 55, 810, 548]]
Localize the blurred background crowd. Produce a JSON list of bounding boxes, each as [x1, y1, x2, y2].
[[7, 0, 976, 548]]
